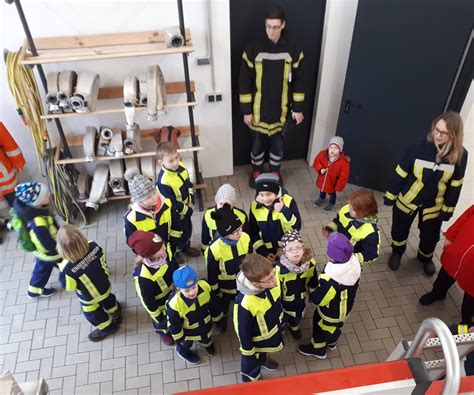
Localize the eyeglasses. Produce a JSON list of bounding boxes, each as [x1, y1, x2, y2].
[[256, 272, 276, 284], [285, 246, 304, 254], [434, 127, 450, 137]]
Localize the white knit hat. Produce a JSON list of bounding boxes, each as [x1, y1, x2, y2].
[[215, 184, 237, 205], [328, 136, 344, 152]]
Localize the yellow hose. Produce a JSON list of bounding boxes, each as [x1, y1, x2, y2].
[[5, 49, 86, 227]]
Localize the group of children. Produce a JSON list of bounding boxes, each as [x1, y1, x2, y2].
[[11, 138, 384, 382]]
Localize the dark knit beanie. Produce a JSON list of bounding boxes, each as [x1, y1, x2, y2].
[[255, 173, 280, 195], [211, 203, 242, 237], [127, 231, 164, 258]]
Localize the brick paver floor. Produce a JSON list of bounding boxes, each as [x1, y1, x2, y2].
[[0, 160, 465, 394]]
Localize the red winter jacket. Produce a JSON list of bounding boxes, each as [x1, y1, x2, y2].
[[441, 205, 474, 297], [312, 150, 350, 193]]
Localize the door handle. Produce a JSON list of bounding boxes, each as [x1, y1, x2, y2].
[[344, 100, 363, 114]]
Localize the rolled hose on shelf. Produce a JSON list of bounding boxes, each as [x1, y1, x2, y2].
[[147, 65, 167, 120], [140, 156, 155, 181], [46, 71, 61, 113], [109, 128, 124, 158], [83, 126, 98, 161], [57, 70, 77, 112], [109, 160, 126, 196], [97, 126, 113, 156], [138, 72, 147, 106], [124, 123, 141, 155], [69, 71, 100, 113], [5, 49, 86, 227], [165, 26, 185, 48], [86, 163, 109, 210]]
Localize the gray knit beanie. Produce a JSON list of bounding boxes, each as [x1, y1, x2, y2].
[[328, 136, 344, 152], [125, 169, 155, 202], [215, 184, 237, 205]]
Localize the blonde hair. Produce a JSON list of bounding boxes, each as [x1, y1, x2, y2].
[[427, 112, 464, 165], [156, 142, 178, 161], [57, 224, 89, 262]]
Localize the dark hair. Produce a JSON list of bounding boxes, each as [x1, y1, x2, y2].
[[265, 6, 286, 22], [240, 254, 273, 282], [349, 190, 378, 218]]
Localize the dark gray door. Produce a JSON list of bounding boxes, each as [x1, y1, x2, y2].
[[230, 0, 326, 165], [336, 0, 473, 191]]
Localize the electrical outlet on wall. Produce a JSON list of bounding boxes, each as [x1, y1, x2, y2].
[[206, 94, 215, 102], [196, 57, 211, 66]]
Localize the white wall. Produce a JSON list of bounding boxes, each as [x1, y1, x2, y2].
[[0, 0, 232, 181], [307, 0, 358, 163]]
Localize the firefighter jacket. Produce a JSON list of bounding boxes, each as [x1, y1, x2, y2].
[[312, 150, 350, 193], [239, 34, 305, 136], [0, 122, 25, 199], [58, 241, 112, 304], [309, 255, 361, 323], [326, 204, 380, 264], [167, 280, 221, 343], [133, 259, 179, 323], [201, 206, 249, 251], [233, 271, 284, 356], [156, 162, 194, 219], [275, 257, 318, 314], [124, 199, 181, 258], [385, 139, 468, 221], [205, 232, 252, 298], [12, 199, 59, 261], [249, 192, 301, 255]]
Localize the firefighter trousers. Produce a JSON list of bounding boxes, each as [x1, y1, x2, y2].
[[391, 206, 442, 262]]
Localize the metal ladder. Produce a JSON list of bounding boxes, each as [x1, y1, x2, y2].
[[387, 317, 474, 394]]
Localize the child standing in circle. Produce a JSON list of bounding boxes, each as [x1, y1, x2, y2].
[[276, 230, 318, 339], [312, 136, 350, 212], [167, 266, 221, 364], [128, 231, 178, 346]]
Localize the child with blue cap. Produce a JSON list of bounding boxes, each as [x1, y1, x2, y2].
[[167, 265, 221, 364]]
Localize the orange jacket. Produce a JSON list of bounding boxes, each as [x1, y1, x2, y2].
[[0, 122, 25, 198]]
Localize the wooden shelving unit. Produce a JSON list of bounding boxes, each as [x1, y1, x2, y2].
[[13, 5, 207, 212]]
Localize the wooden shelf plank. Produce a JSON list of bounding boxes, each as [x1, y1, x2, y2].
[[98, 81, 195, 100], [61, 126, 200, 148], [56, 146, 203, 165], [41, 101, 197, 120], [21, 29, 193, 64]]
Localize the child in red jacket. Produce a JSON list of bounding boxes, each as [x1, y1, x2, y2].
[[312, 136, 350, 212], [419, 205, 474, 324]]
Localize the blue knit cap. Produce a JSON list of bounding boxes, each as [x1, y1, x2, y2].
[[15, 182, 49, 208], [173, 265, 198, 289]]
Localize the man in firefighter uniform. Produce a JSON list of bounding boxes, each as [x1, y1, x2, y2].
[[0, 122, 25, 243], [384, 112, 467, 275], [205, 203, 252, 331], [239, 6, 305, 187]]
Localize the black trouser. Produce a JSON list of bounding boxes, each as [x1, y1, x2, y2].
[[175, 215, 192, 252], [250, 131, 284, 172], [391, 206, 442, 262], [311, 308, 344, 350], [430, 267, 474, 324], [319, 192, 336, 205], [241, 352, 267, 382]]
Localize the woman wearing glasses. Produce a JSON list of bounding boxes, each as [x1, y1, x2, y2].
[[384, 112, 468, 275]]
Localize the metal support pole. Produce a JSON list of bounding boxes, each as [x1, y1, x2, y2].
[[6, 0, 73, 158], [177, 0, 204, 211]]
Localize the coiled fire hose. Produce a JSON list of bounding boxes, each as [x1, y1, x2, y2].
[[5, 49, 86, 227]]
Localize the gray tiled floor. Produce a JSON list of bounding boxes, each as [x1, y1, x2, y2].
[[0, 160, 466, 394]]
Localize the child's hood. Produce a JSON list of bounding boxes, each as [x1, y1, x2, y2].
[[323, 254, 361, 286], [236, 271, 262, 295]]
